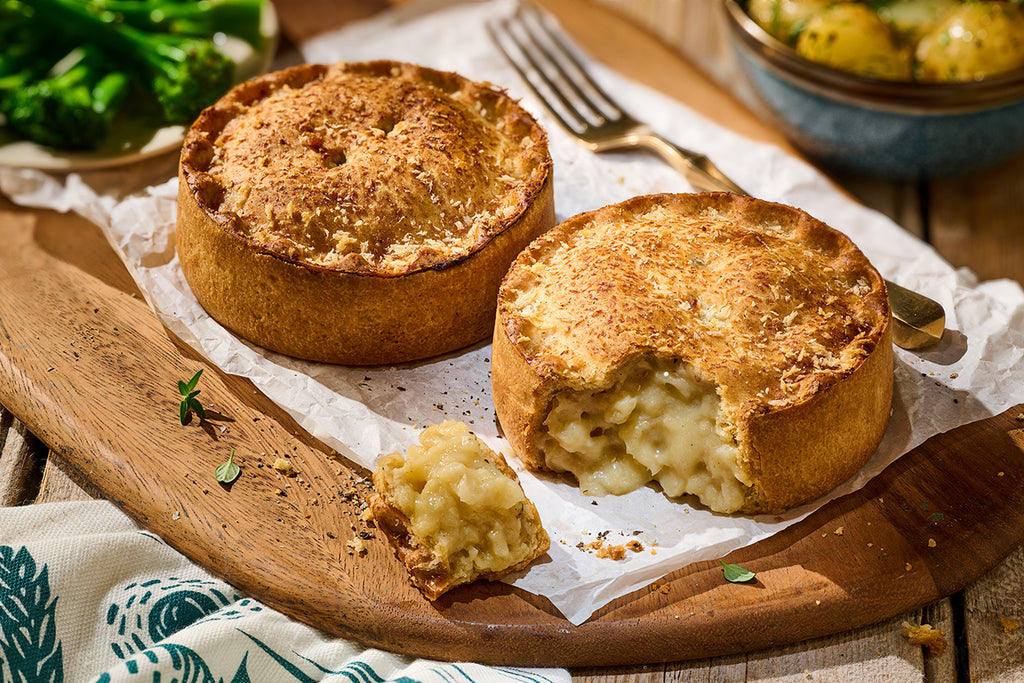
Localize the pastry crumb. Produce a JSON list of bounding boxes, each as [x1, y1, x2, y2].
[[347, 535, 367, 555], [901, 622, 947, 656], [1001, 616, 1020, 632], [594, 539, 645, 561], [596, 544, 627, 560], [273, 458, 296, 476]]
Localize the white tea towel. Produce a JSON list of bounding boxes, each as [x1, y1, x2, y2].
[[0, 501, 571, 683]]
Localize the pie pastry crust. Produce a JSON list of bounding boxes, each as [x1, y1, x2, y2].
[[491, 192, 893, 514], [177, 61, 554, 365]]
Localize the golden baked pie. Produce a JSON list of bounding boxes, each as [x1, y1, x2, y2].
[[369, 421, 550, 600], [177, 60, 554, 365], [491, 192, 893, 514]]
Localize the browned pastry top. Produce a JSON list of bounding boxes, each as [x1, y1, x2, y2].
[[180, 60, 550, 276], [498, 192, 890, 416]]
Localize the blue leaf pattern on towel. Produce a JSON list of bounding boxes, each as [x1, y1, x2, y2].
[[1, 533, 564, 683], [0, 545, 64, 683]]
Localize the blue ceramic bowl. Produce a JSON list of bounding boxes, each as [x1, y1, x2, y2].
[[722, 0, 1024, 180]]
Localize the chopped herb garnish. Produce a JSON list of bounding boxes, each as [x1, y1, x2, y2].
[[177, 369, 206, 424], [720, 560, 756, 583], [215, 449, 240, 484]]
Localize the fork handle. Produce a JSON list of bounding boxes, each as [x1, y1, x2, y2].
[[639, 133, 747, 195]]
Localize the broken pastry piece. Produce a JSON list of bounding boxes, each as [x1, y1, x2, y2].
[[369, 421, 550, 600]]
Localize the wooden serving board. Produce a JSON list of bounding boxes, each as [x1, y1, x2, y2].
[[4, 196, 1024, 669], [3, 0, 1024, 667]]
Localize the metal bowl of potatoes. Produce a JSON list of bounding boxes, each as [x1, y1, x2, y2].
[[722, 0, 1024, 179]]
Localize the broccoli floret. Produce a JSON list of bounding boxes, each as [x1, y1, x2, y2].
[[0, 0, 69, 81], [75, 0, 267, 48], [2, 45, 131, 149], [31, 0, 236, 125], [0, 47, 53, 95], [131, 34, 235, 123], [0, 0, 33, 45]]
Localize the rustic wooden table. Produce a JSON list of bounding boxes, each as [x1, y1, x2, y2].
[[3, 0, 1023, 680]]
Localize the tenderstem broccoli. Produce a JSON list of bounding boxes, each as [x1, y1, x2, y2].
[[30, 0, 236, 125], [0, 0, 65, 81], [75, 0, 267, 48], [2, 45, 131, 149]]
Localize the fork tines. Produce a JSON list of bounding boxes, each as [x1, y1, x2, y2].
[[487, 3, 629, 135]]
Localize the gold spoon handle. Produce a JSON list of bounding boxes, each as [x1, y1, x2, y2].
[[884, 278, 946, 350]]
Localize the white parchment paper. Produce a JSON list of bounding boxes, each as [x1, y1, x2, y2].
[[3, 0, 1024, 626]]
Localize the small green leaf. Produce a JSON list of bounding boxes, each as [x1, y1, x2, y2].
[[720, 560, 756, 583], [176, 371, 205, 424], [183, 369, 203, 394], [215, 449, 240, 484]]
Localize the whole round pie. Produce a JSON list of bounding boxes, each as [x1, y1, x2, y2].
[[176, 60, 554, 365]]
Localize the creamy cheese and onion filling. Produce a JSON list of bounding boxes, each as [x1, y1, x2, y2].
[[539, 358, 752, 513], [492, 193, 892, 514], [376, 421, 541, 584]]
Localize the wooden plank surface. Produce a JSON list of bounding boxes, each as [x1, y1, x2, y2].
[[4, 0, 1024, 678]]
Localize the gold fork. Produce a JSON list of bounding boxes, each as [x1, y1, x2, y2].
[[487, 3, 945, 350]]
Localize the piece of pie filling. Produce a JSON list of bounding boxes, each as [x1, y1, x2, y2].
[[389, 422, 538, 579], [540, 359, 753, 513]]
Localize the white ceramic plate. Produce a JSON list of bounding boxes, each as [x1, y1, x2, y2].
[[0, 2, 279, 172]]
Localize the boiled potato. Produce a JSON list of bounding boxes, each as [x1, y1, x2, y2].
[[795, 3, 913, 80], [874, 0, 961, 45], [915, 2, 1024, 81], [747, 0, 832, 43]]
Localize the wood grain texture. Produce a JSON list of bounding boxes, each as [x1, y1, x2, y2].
[[964, 541, 1024, 681], [928, 152, 1024, 285], [0, 407, 42, 506], [34, 450, 96, 504]]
